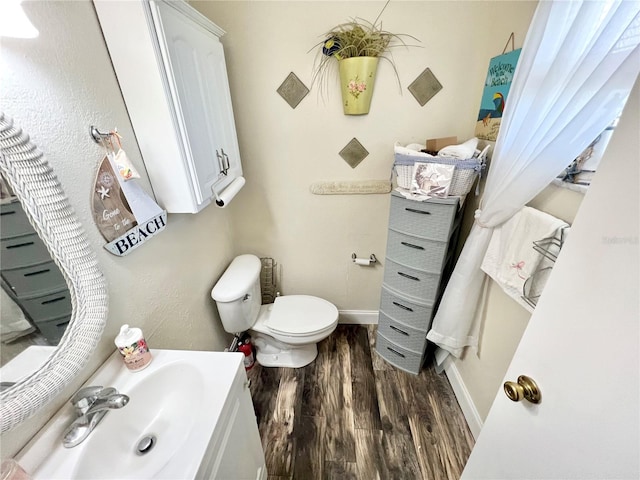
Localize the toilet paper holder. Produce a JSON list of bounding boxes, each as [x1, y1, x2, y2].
[[352, 253, 377, 264]]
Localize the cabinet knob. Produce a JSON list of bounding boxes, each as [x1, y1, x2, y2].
[[216, 149, 229, 176], [221, 148, 230, 173]]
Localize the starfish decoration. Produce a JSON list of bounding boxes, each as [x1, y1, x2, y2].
[[97, 185, 110, 200]]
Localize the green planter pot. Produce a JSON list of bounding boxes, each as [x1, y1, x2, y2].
[[339, 57, 379, 115]]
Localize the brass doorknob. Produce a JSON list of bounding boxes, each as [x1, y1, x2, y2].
[[503, 375, 541, 404]]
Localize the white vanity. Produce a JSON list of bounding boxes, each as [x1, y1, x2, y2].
[[17, 350, 266, 479]]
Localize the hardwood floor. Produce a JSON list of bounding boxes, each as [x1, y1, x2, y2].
[[247, 325, 475, 480]]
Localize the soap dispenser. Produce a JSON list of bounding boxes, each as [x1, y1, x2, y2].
[[115, 324, 152, 371]]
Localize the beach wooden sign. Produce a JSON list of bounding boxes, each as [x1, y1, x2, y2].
[[92, 155, 167, 256]]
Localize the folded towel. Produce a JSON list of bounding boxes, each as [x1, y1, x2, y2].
[[438, 137, 479, 159], [394, 143, 435, 160], [481, 206, 568, 307], [405, 143, 426, 152]]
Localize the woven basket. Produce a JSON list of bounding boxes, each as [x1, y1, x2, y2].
[[394, 152, 486, 196]]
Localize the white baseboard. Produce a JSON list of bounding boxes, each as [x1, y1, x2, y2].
[[338, 310, 378, 325], [443, 359, 483, 440]]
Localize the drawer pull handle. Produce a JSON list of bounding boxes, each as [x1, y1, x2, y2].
[[7, 241, 34, 249], [398, 271, 420, 281], [24, 268, 50, 277], [405, 208, 430, 215], [392, 301, 413, 312], [0, 211, 16, 216], [386, 347, 406, 358], [42, 296, 66, 305], [389, 325, 409, 336], [400, 241, 424, 250]]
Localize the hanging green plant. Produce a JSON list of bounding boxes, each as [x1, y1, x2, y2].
[[311, 1, 418, 115]]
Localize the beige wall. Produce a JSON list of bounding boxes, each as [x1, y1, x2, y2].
[[1, 0, 234, 455], [191, 0, 538, 310]]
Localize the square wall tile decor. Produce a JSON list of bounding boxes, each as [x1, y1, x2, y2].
[[408, 68, 443, 106], [339, 138, 369, 169], [277, 72, 310, 109]]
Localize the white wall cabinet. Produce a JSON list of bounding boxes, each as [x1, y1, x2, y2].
[[94, 0, 242, 213]]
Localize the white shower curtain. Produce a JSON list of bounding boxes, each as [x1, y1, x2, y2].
[[427, 0, 640, 361]]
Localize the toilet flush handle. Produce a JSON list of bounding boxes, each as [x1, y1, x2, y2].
[[243, 294, 250, 302]]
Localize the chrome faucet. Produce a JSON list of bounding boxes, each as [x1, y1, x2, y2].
[[62, 385, 129, 448]]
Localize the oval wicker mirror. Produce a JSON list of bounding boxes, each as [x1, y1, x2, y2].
[[0, 113, 108, 432]]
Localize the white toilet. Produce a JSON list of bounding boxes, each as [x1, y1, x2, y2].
[[211, 254, 339, 368]]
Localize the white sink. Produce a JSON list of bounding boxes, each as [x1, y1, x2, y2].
[[18, 349, 264, 479]]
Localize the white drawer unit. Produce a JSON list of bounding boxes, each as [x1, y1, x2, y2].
[[0, 234, 51, 270], [94, 0, 243, 213], [2, 263, 67, 298], [0, 202, 35, 238], [377, 193, 462, 374], [0, 200, 72, 345]]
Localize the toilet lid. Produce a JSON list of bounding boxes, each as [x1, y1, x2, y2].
[[267, 295, 338, 336]]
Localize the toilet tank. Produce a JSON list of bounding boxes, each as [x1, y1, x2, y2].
[[211, 255, 262, 333]]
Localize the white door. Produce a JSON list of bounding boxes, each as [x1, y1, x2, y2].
[[462, 80, 639, 479]]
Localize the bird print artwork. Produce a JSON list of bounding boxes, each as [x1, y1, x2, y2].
[[475, 49, 521, 141], [478, 92, 505, 126]]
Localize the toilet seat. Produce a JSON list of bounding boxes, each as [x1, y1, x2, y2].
[[266, 295, 338, 337]]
